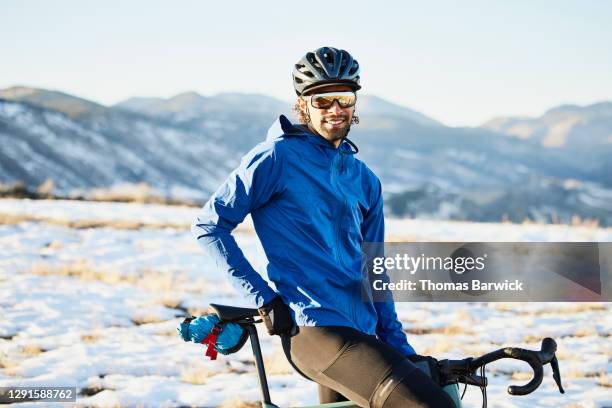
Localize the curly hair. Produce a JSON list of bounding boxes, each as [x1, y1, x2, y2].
[[292, 100, 309, 124]]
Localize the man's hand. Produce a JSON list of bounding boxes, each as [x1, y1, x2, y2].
[[406, 354, 441, 384], [258, 296, 294, 336], [406, 354, 438, 365]]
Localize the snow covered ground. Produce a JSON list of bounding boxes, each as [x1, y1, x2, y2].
[[0, 199, 610, 407]]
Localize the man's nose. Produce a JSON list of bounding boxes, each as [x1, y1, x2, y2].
[[328, 100, 343, 113]]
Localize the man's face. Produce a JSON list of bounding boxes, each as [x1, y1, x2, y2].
[[298, 85, 356, 147]]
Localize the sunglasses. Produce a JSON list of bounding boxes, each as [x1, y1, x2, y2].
[[306, 91, 357, 109]]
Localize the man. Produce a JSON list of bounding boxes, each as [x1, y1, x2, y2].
[[192, 46, 455, 407]]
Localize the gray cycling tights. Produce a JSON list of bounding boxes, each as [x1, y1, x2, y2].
[[281, 326, 456, 408]]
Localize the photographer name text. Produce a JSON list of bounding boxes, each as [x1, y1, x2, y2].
[[372, 279, 524, 292]]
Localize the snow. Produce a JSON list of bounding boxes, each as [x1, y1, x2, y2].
[[0, 102, 25, 118], [386, 217, 612, 242], [0, 198, 610, 407]]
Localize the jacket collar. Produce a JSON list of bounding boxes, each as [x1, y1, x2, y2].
[[266, 114, 358, 155]]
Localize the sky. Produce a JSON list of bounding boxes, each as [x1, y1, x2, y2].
[[1, 0, 611, 127]]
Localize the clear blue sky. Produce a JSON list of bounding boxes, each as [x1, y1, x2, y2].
[[2, 0, 611, 126]]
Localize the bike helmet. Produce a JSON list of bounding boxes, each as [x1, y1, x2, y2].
[[292, 46, 361, 96]]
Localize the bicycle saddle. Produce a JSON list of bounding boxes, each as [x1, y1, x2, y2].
[[209, 303, 259, 322]]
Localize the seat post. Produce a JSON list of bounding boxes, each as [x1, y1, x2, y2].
[[244, 324, 276, 407]]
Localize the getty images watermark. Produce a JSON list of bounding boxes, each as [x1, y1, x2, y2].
[[361, 243, 611, 302]]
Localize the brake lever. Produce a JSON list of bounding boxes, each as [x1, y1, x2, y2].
[[540, 338, 564, 394], [550, 356, 565, 394]]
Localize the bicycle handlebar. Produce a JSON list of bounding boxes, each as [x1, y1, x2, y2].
[[439, 338, 564, 396]]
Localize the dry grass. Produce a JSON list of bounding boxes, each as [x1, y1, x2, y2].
[[160, 295, 187, 312], [385, 234, 433, 242], [523, 333, 546, 344], [0, 213, 32, 225], [518, 214, 601, 229], [81, 330, 105, 343], [598, 372, 612, 388], [263, 350, 294, 375], [0, 180, 199, 207], [494, 303, 608, 315], [86, 182, 200, 207], [0, 211, 188, 231], [20, 344, 46, 356], [78, 385, 108, 397], [150, 327, 180, 337], [405, 310, 474, 337], [569, 215, 601, 228], [521, 324, 599, 345], [556, 366, 608, 380], [510, 370, 535, 381], [419, 338, 457, 355], [29, 261, 182, 292], [2, 367, 19, 377], [571, 325, 599, 338], [184, 306, 213, 316], [47, 240, 63, 249], [0, 210, 259, 236], [0, 352, 20, 377], [0, 353, 18, 370], [218, 398, 261, 408], [551, 346, 577, 362], [1, 343, 51, 377], [179, 361, 217, 385], [404, 325, 472, 335], [131, 313, 168, 326]]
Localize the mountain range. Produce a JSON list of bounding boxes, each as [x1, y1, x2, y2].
[[1, 86, 610, 225]]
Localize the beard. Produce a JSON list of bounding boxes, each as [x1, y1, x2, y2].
[[328, 125, 350, 141], [320, 114, 352, 141]]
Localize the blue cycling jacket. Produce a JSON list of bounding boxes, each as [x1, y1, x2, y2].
[[192, 114, 416, 356]]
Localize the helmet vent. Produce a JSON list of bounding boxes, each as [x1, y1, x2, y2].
[[292, 47, 361, 95]]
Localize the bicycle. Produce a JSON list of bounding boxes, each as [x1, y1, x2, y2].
[[203, 303, 565, 408]]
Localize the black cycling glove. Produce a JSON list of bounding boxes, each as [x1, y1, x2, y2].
[[258, 295, 295, 336], [407, 354, 441, 384]]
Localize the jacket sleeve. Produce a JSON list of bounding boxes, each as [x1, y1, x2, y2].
[[191, 142, 283, 307], [362, 177, 417, 356]]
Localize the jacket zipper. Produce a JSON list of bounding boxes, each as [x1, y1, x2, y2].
[[330, 153, 341, 265], [334, 151, 358, 326]]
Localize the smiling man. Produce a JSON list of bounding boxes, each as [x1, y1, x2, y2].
[[294, 83, 357, 146], [192, 46, 455, 407]]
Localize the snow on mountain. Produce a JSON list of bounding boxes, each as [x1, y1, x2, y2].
[[481, 102, 612, 191], [0, 97, 234, 199], [115, 91, 289, 121], [0, 86, 107, 119], [1, 86, 611, 225], [482, 101, 612, 149]]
